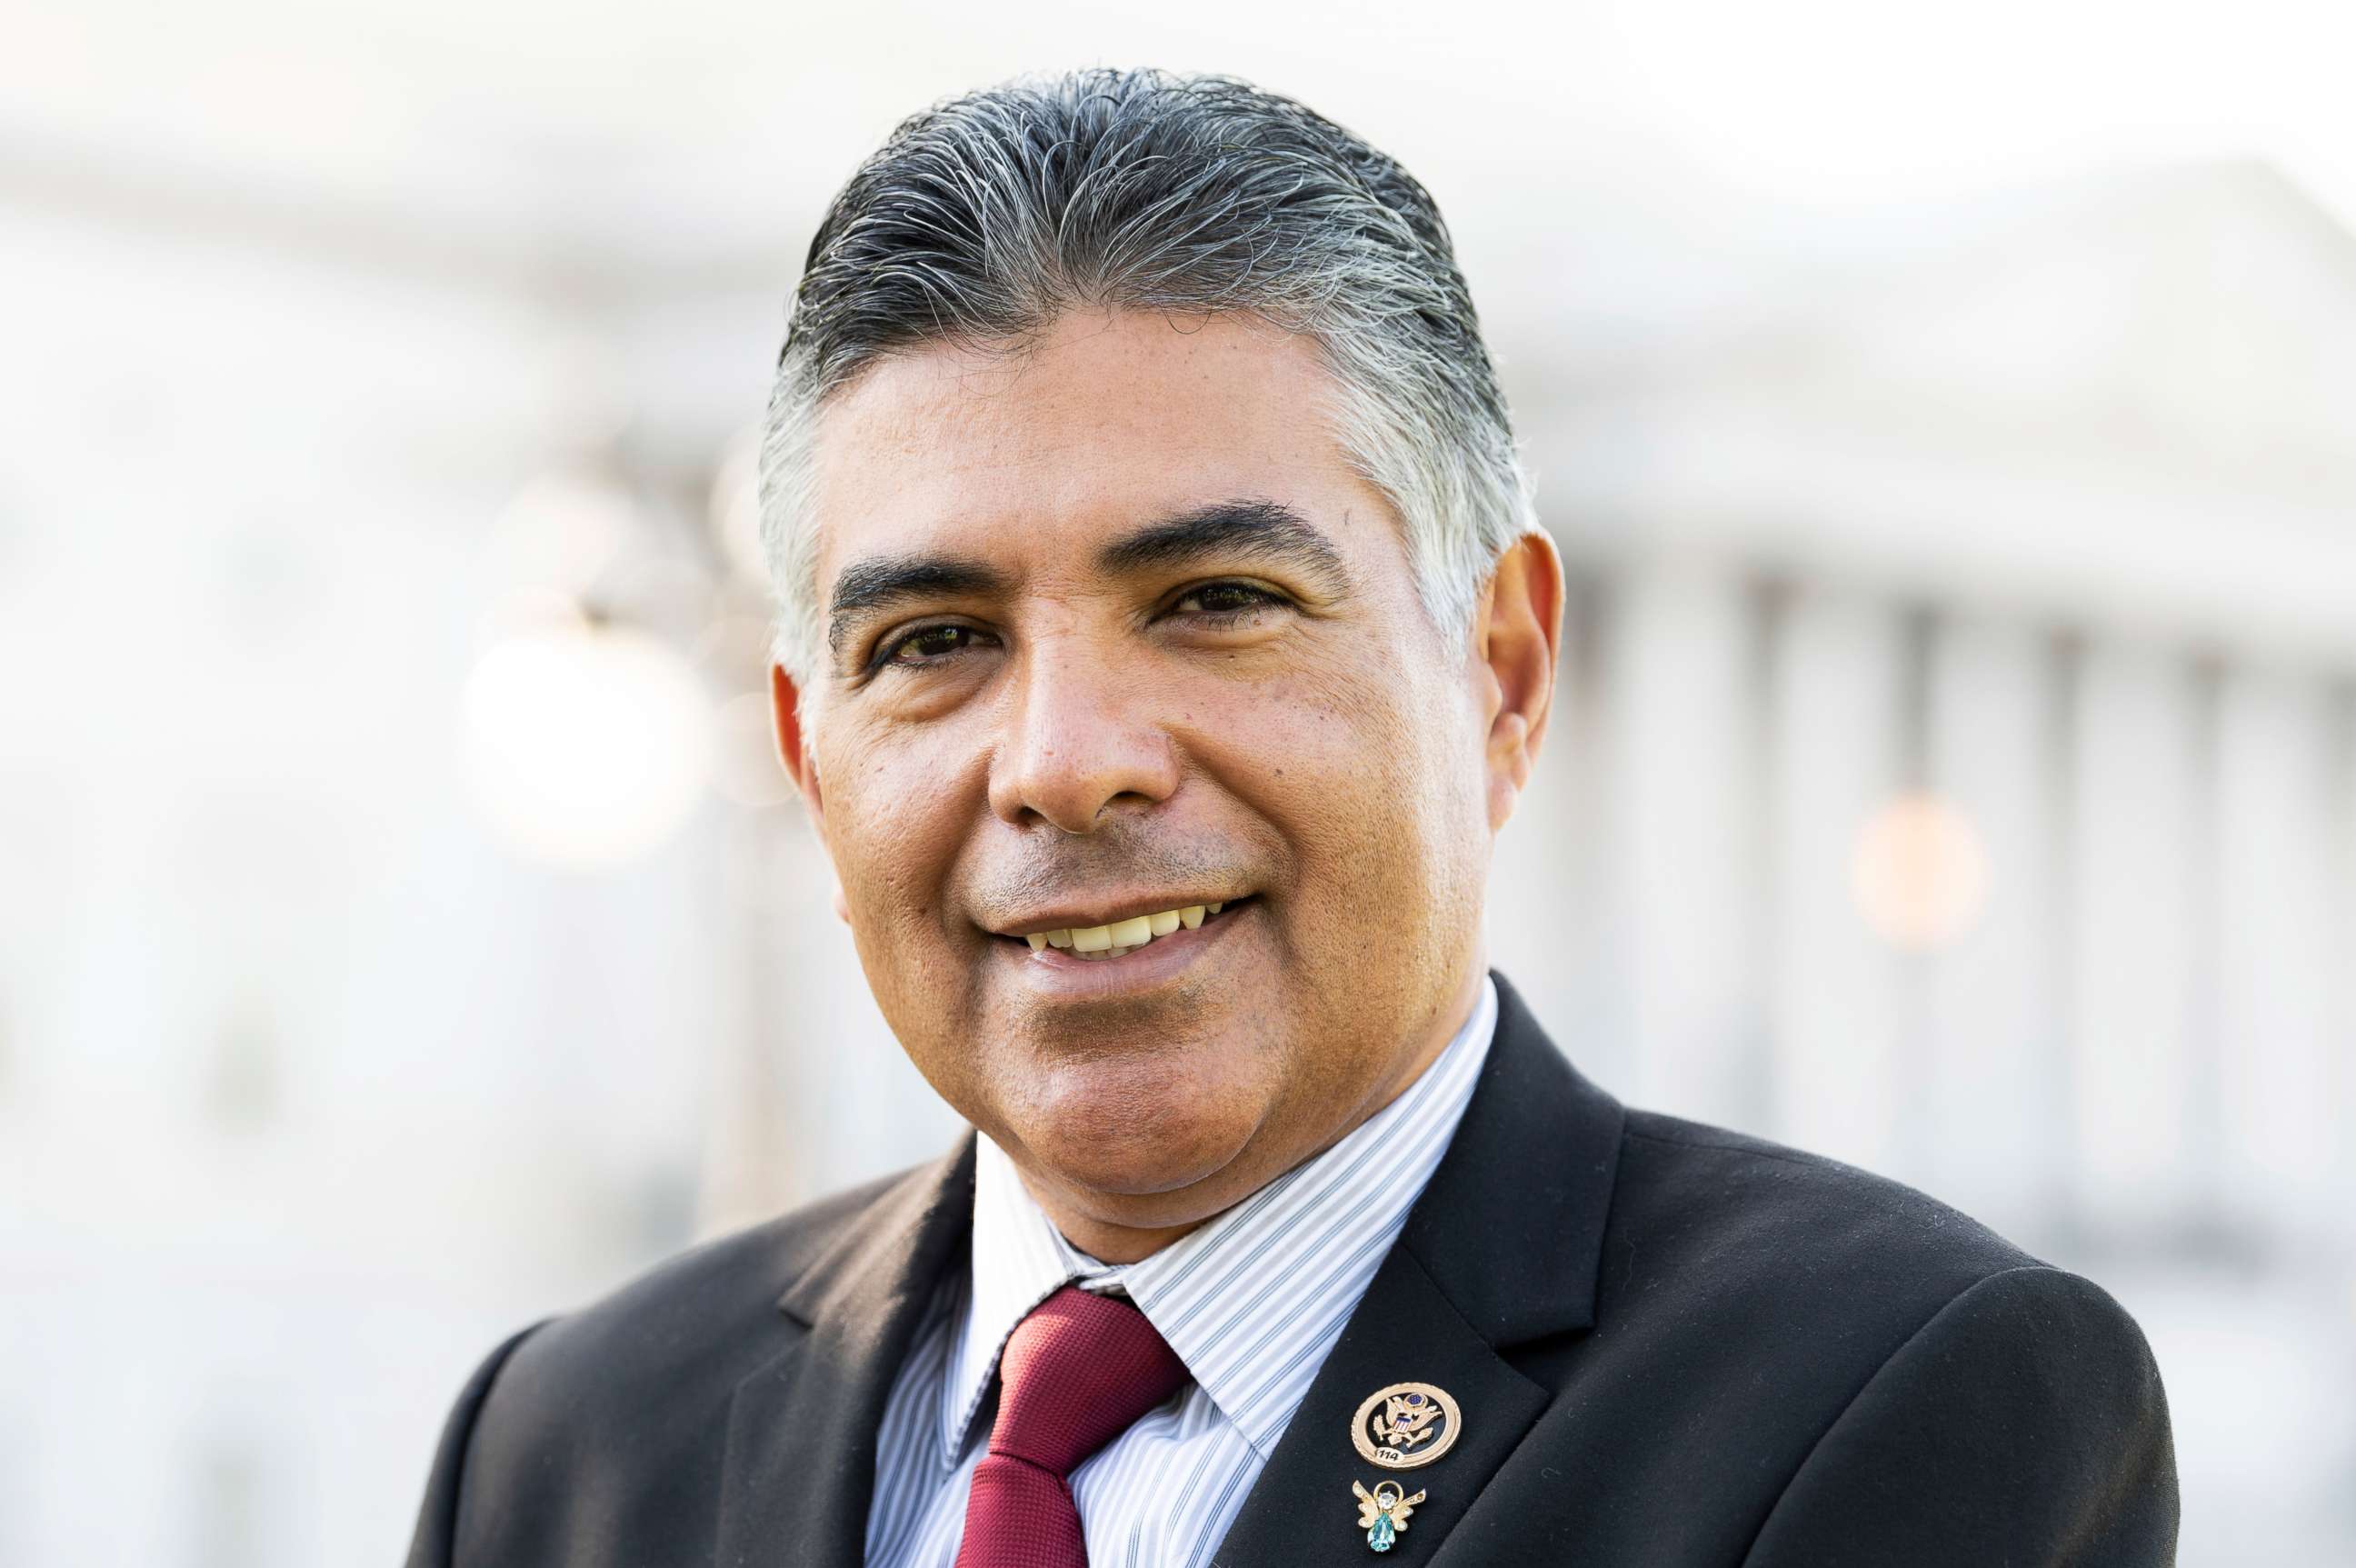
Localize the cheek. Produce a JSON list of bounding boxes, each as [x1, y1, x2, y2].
[[819, 718, 984, 939], [1190, 652, 1481, 922]]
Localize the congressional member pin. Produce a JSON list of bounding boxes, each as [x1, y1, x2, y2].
[[1349, 1382, 1461, 1469]]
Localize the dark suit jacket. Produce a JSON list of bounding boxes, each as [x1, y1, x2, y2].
[[406, 971, 2178, 1566]]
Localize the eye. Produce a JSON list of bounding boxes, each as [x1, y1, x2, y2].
[[875, 622, 997, 669], [1171, 581, 1290, 622]]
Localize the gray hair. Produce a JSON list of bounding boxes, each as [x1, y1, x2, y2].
[[758, 66, 1535, 684]]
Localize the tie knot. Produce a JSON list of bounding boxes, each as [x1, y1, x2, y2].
[[987, 1284, 1191, 1476]]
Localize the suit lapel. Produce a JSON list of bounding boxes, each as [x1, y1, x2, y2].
[[1210, 971, 1625, 1567], [1205, 1243, 1552, 1564], [715, 1137, 977, 1568]]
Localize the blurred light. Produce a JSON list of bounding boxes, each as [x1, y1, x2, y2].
[[692, 613, 777, 684], [205, 994, 281, 1136], [462, 620, 713, 869], [485, 472, 634, 596], [538, 337, 634, 457], [1850, 790, 1992, 951], [476, 584, 589, 648], [711, 690, 794, 810]]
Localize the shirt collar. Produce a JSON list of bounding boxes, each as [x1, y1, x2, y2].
[[943, 975, 1500, 1466]]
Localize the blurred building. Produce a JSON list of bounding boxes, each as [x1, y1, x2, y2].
[[2, 126, 2350, 1568], [1494, 161, 2356, 1563]]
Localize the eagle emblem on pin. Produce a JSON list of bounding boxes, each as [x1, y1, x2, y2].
[[1349, 1382, 1461, 1468]]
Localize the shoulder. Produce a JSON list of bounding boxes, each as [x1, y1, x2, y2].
[[1587, 1110, 2106, 1409], [1594, 1109, 2164, 1434], [1580, 1111, 2173, 1552], [1611, 1108, 2041, 1303], [1739, 1255, 2178, 1565], [408, 1160, 965, 1567], [462, 1162, 936, 1472]]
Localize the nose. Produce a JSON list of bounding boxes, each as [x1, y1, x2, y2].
[[989, 640, 1182, 834]]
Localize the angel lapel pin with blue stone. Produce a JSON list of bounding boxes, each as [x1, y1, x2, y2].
[[1352, 1479, 1426, 1553]]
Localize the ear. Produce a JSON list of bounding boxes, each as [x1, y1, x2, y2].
[[770, 663, 852, 925], [1472, 530, 1564, 834]]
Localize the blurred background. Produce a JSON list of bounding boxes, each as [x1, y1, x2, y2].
[[4, 0, 2352, 1562]]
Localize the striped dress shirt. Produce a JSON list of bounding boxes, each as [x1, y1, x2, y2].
[[863, 976, 1500, 1568]]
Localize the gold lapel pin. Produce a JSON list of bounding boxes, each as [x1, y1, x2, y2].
[[1352, 1479, 1426, 1553], [1350, 1382, 1461, 1469]]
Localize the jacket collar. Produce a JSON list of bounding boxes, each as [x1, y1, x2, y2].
[[716, 1137, 975, 1568], [1397, 968, 1624, 1346], [773, 1134, 976, 1329]]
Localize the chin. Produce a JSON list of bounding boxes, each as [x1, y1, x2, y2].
[[1004, 1044, 1274, 1203]]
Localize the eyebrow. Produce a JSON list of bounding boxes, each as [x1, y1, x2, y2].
[[826, 555, 1010, 658], [1096, 499, 1352, 589], [824, 498, 1351, 663]]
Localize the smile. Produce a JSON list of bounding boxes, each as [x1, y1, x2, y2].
[[1021, 900, 1233, 960], [992, 895, 1253, 960], [990, 894, 1257, 996]]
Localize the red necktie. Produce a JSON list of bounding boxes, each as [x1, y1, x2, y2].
[[953, 1284, 1192, 1568]]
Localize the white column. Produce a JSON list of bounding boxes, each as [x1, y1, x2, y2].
[[2214, 668, 2338, 1248], [2069, 642, 2201, 1235], [1920, 616, 2065, 1244], [1592, 557, 1763, 1130], [2329, 692, 2356, 1267], [1765, 587, 1903, 1171]]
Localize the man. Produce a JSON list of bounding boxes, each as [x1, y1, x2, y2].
[[407, 69, 2176, 1567]]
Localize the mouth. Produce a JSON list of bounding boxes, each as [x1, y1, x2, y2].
[[992, 895, 1255, 962]]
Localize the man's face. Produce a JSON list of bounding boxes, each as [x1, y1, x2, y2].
[[774, 309, 1545, 1243]]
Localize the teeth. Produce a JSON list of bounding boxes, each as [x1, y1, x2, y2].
[[1022, 899, 1238, 956]]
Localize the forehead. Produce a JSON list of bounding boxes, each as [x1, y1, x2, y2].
[[807, 310, 1392, 578]]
